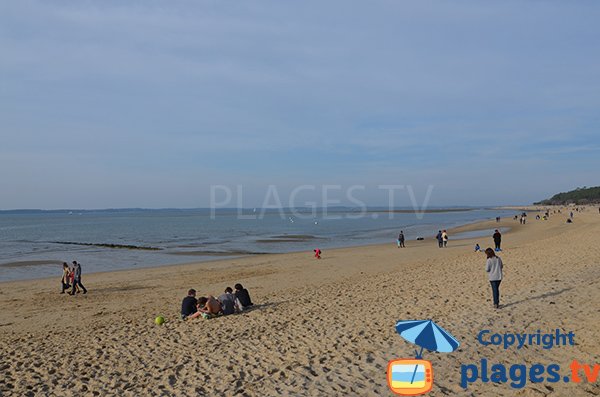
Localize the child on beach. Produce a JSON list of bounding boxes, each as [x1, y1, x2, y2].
[[181, 289, 198, 320], [313, 248, 321, 259], [474, 244, 481, 252]]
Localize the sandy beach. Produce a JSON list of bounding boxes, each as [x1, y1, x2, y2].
[[1, 207, 600, 396]]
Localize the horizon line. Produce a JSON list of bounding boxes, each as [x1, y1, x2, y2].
[[0, 205, 530, 213]]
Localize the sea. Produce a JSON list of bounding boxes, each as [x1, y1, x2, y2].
[[0, 207, 518, 281]]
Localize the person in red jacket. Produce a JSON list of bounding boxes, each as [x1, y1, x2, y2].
[[313, 248, 322, 259]]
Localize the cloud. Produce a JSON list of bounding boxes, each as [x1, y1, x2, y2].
[[1, 0, 599, 208]]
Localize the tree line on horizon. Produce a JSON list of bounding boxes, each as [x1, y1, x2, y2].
[[534, 186, 600, 205]]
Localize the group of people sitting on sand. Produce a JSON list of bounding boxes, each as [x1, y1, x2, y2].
[[181, 283, 254, 320], [60, 261, 88, 295]]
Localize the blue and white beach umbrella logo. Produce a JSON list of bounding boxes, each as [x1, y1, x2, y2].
[[387, 319, 460, 396]]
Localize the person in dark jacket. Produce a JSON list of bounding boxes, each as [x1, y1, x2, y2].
[[181, 289, 198, 319], [397, 231, 405, 248], [69, 261, 88, 295], [234, 283, 254, 309], [493, 229, 502, 251], [436, 230, 443, 248]]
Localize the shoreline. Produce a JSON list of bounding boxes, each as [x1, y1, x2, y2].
[[0, 215, 513, 285]]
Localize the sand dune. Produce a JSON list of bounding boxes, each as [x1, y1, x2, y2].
[[1, 208, 599, 396]]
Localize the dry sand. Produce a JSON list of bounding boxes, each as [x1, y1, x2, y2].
[[1, 208, 600, 396]]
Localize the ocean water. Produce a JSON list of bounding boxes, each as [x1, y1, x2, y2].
[[0, 208, 517, 281]]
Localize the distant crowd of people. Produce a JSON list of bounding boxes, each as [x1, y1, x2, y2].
[[60, 261, 88, 295], [181, 284, 254, 320], [393, 220, 506, 308], [390, 206, 599, 308], [394, 229, 449, 248], [514, 212, 527, 224]]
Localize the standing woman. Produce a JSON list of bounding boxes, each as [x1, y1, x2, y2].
[[442, 230, 449, 247], [485, 248, 504, 309], [60, 262, 71, 294]]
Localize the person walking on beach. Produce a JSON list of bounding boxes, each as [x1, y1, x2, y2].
[[436, 230, 443, 248], [493, 229, 502, 251], [397, 231, 405, 248], [485, 248, 503, 309], [60, 262, 71, 293], [442, 230, 449, 247], [69, 261, 88, 295], [68, 265, 79, 294]]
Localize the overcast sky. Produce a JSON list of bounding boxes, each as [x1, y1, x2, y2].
[[1, 1, 599, 209]]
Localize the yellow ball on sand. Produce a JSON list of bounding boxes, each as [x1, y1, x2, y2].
[[155, 316, 165, 325]]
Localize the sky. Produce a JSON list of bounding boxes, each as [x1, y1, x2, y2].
[[1, 1, 599, 209]]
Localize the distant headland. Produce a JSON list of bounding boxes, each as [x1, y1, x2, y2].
[[534, 186, 600, 205]]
